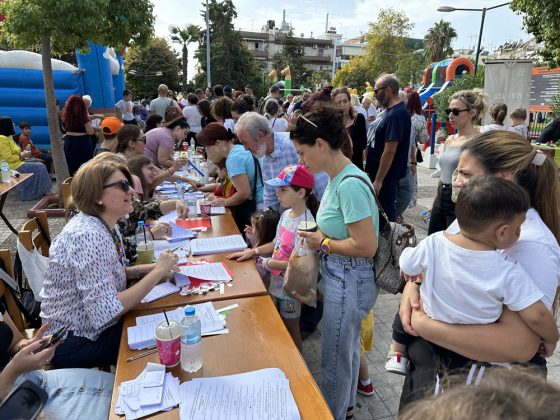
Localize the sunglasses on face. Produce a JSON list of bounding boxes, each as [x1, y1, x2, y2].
[[446, 108, 469, 116], [373, 85, 387, 95], [103, 180, 131, 192]]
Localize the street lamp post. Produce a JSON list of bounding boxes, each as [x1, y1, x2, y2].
[[437, 2, 511, 75], [205, 0, 211, 88]]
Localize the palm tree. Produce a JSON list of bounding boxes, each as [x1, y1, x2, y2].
[[423, 20, 457, 63], [169, 24, 201, 90]]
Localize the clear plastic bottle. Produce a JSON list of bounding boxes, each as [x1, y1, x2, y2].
[[176, 181, 185, 201], [187, 192, 197, 219], [180, 305, 202, 373], [199, 160, 209, 184], [1, 160, 10, 182], [420, 209, 431, 224]]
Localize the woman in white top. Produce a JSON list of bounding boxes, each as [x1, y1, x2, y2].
[[182, 94, 202, 135], [264, 98, 289, 132], [399, 131, 560, 408]]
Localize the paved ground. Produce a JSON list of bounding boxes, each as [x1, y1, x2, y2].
[[1, 166, 559, 419]]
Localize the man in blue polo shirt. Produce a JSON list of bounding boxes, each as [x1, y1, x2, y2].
[[365, 74, 411, 222]]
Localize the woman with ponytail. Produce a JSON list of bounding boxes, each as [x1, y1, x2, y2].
[[399, 131, 560, 409], [481, 102, 516, 133]]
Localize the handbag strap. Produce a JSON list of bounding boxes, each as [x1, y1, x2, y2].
[[339, 174, 390, 227]]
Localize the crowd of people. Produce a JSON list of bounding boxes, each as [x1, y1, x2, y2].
[[0, 74, 559, 420]]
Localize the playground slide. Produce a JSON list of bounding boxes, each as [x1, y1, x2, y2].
[[420, 86, 440, 106]]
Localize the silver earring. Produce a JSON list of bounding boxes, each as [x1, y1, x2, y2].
[[98, 201, 103, 205]]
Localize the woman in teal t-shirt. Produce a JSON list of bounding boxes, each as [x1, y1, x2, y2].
[[291, 105, 379, 420]]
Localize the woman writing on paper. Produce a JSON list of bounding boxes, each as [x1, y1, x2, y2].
[[41, 159, 179, 369]]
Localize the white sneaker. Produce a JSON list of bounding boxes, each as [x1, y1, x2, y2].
[[385, 348, 409, 375]]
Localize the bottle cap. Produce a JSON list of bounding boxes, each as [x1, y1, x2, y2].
[[184, 305, 195, 316], [138, 220, 144, 226]]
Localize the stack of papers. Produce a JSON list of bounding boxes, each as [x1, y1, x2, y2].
[[165, 222, 196, 242], [127, 302, 226, 350], [115, 363, 181, 419], [141, 281, 180, 304], [196, 201, 226, 215], [190, 235, 247, 255], [179, 368, 300, 420], [153, 239, 190, 263]]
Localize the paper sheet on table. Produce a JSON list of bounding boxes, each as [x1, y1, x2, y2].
[[196, 201, 226, 215], [141, 281, 180, 303], [190, 235, 247, 255], [165, 222, 196, 242], [179, 368, 300, 420], [158, 211, 178, 224], [153, 239, 190, 263], [178, 262, 232, 281]]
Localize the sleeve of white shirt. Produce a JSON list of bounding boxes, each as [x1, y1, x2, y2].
[[399, 235, 431, 276], [501, 263, 544, 311], [68, 231, 124, 329]]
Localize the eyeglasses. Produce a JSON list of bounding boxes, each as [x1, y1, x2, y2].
[[445, 108, 469, 116], [373, 85, 388, 95], [103, 180, 131, 192]]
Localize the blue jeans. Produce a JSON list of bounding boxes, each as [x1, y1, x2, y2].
[[320, 253, 378, 420], [395, 168, 414, 217], [15, 369, 114, 420]]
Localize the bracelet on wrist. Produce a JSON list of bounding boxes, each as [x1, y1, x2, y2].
[[134, 266, 141, 280], [264, 258, 272, 270]]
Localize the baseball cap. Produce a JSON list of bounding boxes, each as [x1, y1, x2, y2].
[[100, 116, 123, 136], [224, 85, 233, 93], [265, 164, 314, 189]]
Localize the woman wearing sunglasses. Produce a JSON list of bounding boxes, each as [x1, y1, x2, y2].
[[40, 159, 179, 369], [428, 89, 487, 234]]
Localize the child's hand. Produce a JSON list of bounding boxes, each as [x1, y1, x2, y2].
[[539, 340, 557, 358], [226, 248, 254, 261], [401, 270, 422, 283]]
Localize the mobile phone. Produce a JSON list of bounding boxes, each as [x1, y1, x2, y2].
[[32, 326, 67, 354], [0, 380, 47, 420]]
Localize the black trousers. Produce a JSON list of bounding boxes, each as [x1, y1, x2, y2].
[[52, 319, 123, 369], [428, 185, 455, 235]]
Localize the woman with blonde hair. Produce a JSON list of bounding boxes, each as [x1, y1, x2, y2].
[[399, 131, 560, 408], [428, 89, 487, 234]]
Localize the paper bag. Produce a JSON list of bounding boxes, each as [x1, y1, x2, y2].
[[283, 238, 318, 307]]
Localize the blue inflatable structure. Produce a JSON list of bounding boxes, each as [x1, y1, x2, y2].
[[0, 44, 125, 148]]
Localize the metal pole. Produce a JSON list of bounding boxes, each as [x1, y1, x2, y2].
[[473, 8, 486, 75], [205, 0, 211, 88], [331, 39, 337, 81]]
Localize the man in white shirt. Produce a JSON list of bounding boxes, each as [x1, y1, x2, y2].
[[115, 89, 136, 125], [362, 96, 377, 129]]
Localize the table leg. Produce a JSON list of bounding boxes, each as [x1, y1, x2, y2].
[[0, 192, 18, 234]]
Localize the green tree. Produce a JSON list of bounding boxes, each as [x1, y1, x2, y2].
[[433, 71, 485, 121], [423, 20, 457, 63], [0, 0, 154, 180], [333, 55, 373, 93], [364, 8, 414, 79], [396, 48, 426, 87], [125, 37, 181, 99], [304, 68, 332, 91], [511, 0, 560, 67], [169, 24, 201, 91], [272, 27, 307, 87], [195, 0, 262, 89]]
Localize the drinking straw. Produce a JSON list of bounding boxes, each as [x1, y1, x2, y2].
[[163, 309, 172, 338], [188, 159, 205, 177], [143, 224, 147, 244]]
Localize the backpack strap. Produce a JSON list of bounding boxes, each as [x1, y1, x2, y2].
[[338, 174, 390, 227]]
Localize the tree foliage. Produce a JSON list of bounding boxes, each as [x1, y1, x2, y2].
[[125, 37, 181, 99], [423, 20, 457, 63], [170, 24, 201, 90], [194, 0, 262, 89], [433, 71, 485, 121], [272, 27, 307, 88], [511, 0, 560, 67], [396, 46, 426, 87], [333, 55, 373, 93]]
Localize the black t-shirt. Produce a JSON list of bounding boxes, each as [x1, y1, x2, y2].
[[348, 113, 367, 170], [365, 101, 411, 180], [0, 300, 14, 369]]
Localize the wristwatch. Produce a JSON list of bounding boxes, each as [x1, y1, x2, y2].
[[320, 237, 331, 254]]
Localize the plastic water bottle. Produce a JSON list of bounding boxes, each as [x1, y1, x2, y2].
[[135, 220, 146, 245], [187, 192, 197, 219], [199, 160, 209, 184], [176, 181, 185, 201], [180, 305, 202, 373], [1, 160, 10, 182], [190, 138, 196, 153], [421, 209, 431, 224]]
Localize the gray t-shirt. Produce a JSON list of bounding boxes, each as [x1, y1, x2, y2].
[[149, 96, 177, 118], [438, 146, 462, 185]]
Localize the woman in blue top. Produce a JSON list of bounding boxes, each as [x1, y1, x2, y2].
[[292, 105, 379, 420]]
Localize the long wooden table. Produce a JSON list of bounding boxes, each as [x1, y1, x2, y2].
[[0, 173, 32, 234], [110, 296, 333, 419], [135, 213, 267, 311]]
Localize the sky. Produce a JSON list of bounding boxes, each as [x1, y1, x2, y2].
[[153, 0, 529, 79]]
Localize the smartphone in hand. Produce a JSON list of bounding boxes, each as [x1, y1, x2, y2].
[[32, 326, 67, 354]]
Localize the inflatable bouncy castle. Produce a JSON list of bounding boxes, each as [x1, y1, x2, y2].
[[0, 43, 125, 148], [419, 57, 474, 107]]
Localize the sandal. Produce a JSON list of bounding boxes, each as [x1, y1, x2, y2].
[[346, 406, 354, 419]]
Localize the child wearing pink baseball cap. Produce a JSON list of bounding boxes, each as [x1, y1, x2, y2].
[[228, 164, 318, 350]]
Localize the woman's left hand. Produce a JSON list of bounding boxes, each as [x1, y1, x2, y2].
[[175, 200, 188, 218], [298, 228, 325, 251], [149, 223, 171, 240], [410, 298, 429, 336]]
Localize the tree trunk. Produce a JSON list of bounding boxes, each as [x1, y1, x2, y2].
[[182, 45, 188, 91], [41, 36, 70, 182]]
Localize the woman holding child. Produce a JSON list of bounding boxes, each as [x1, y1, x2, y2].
[[41, 159, 179, 368], [398, 131, 560, 408], [290, 106, 379, 420]]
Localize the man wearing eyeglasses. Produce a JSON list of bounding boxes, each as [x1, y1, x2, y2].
[[364, 75, 411, 223]]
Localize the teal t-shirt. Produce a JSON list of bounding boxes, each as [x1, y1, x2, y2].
[[226, 144, 263, 204], [316, 164, 379, 240]]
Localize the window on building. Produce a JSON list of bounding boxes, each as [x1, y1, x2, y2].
[[318, 48, 324, 56]]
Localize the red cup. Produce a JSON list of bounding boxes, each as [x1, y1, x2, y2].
[[154, 321, 181, 367], [181, 143, 189, 151], [200, 200, 212, 216]]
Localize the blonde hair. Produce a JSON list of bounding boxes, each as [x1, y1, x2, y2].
[[463, 131, 560, 314], [399, 367, 560, 420], [450, 88, 488, 124], [69, 158, 133, 216]]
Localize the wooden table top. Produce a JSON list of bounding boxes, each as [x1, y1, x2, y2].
[[135, 213, 267, 311], [110, 295, 333, 420], [0, 173, 32, 195]]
